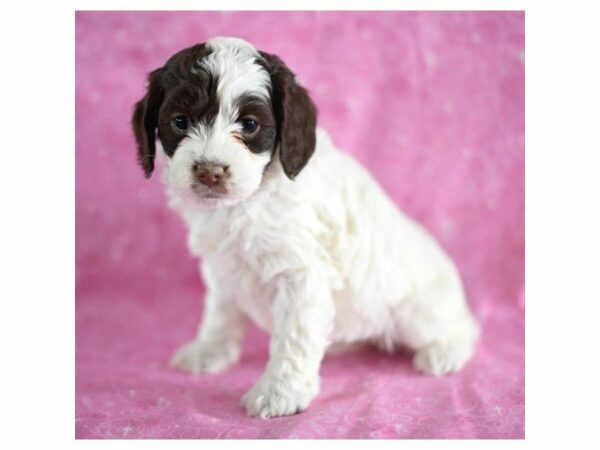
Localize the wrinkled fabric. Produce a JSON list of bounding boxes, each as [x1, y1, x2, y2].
[[75, 11, 524, 439]]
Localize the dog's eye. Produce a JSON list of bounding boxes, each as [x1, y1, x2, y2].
[[240, 117, 259, 135], [171, 115, 189, 133]]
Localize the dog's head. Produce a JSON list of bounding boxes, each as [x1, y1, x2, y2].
[[132, 37, 317, 208]]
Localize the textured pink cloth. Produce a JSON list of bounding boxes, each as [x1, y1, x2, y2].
[[75, 11, 524, 439]]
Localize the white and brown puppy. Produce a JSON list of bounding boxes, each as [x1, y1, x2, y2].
[[132, 37, 479, 418]]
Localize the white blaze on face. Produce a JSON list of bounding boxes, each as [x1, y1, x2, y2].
[[205, 37, 271, 121], [165, 37, 274, 209]]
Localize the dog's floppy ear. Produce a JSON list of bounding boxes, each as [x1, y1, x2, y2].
[[131, 68, 164, 178], [259, 51, 317, 180]]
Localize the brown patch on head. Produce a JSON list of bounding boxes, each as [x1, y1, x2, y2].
[[131, 43, 219, 177], [258, 51, 317, 179]]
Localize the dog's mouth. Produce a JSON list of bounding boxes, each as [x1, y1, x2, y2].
[[191, 182, 229, 199], [188, 182, 246, 209]]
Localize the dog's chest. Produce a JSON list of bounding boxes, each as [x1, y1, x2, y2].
[[188, 205, 289, 332]]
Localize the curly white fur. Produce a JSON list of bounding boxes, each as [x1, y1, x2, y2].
[[162, 37, 479, 418]]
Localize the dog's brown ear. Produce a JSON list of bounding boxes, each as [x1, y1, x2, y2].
[[259, 51, 317, 179], [131, 68, 164, 178]]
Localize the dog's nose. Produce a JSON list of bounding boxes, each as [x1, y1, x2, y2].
[[193, 162, 228, 187]]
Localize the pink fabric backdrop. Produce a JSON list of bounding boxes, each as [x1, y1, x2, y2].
[[75, 11, 524, 439]]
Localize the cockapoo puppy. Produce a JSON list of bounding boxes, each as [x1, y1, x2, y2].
[[132, 37, 480, 418]]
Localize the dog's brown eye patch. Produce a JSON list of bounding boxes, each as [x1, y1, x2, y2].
[[236, 96, 276, 128], [234, 95, 277, 154], [153, 58, 221, 158]]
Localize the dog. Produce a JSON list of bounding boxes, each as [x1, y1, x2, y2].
[[131, 37, 480, 418]]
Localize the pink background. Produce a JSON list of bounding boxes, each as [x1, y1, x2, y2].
[[75, 11, 524, 439]]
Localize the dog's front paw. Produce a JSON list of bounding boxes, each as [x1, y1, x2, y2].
[[169, 340, 240, 374], [241, 374, 318, 418], [413, 338, 474, 376]]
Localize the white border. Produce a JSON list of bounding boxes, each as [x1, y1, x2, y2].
[[3, 0, 600, 448], [526, 1, 600, 447]]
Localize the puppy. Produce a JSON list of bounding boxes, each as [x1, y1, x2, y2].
[[132, 37, 479, 418]]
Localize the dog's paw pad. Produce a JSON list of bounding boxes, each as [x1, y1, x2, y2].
[[169, 340, 239, 374]]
